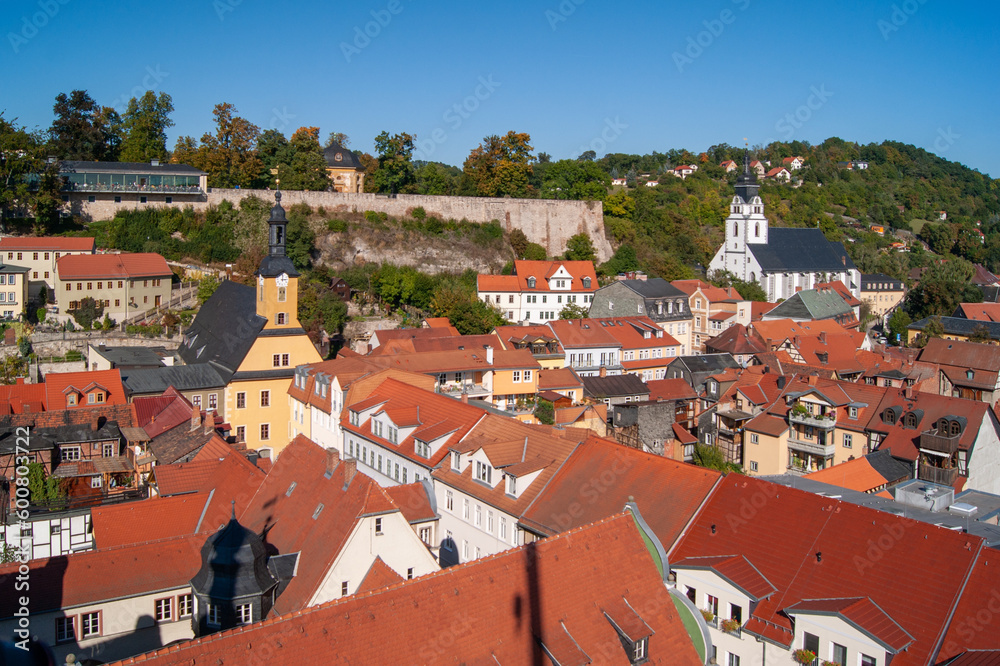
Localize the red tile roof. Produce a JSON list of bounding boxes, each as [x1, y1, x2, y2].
[[356, 556, 405, 594], [237, 435, 404, 615], [0, 381, 46, 415], [109, 513, 703, 666], [43, 368, 127, 410], [476, 273, 521, 291], [804, 458, 888, 493], [785, 597, 913, 652], [537, 366, 582, 391], [673, 554, 777, 600], [672, 279, 742, 302], [0, 236, 95, 251], [547, 317, 621, 349], [646, 378, 698, 401], [0, 533, 204, 616], [91, 493, 210, 549], [519, 436, 721, 550], [956, 302, 1000, 322], [57, 252, 171, 279], [384, 482, 437, 524], [478, 260, 599, 294], [592, 316, 681, 350], [670, 476, 984, 664]]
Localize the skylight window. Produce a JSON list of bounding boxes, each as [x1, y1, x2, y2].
[[286, 481, 297, 497]]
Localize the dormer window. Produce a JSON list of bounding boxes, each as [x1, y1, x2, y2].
[[632, 638, 647, 662], [527, 277, 536, 289], [506, 475, 517, 496], [967, 369, 974, 380], [67, 393, 77, 406], [349, 410, 359, 426], [475, 460, 492, 484], [452, 451, 461, 471], [582, 277, 591, 289]]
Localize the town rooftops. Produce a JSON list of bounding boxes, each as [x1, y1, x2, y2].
[[106, 513, 704, 665], [670, 475, 989, 663], [43, 368, 127, 410], [705, 323, 768, 356], [0, 236, 95, 252], [803, 457, 890, 494], [671, 279, 743, 302], [764, 287, 858, 325], [56, 252, 172, 280], [582, 373, 649, 399], [920, 337, 1000, 372], [910, 316, 1000, 339]]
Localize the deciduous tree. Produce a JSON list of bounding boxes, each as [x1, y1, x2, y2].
[[463, 131, 534, 198], [370, 131, 416, 194], [119, 91, 174, 162]]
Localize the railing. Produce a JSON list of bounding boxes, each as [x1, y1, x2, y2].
[[787, 437, 835, 457], [438, 383, 490, 397], [920, 431, 961, 456], [918, 463, 959, 486], [62, 184, 203, 194], [17, 488, 147, 517], [788, 410, 837, 429]]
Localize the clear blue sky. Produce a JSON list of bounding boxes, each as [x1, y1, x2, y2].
[[3, 0, 997, 176]]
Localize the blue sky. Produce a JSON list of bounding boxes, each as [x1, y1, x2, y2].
[[3, 0, 997, 176]]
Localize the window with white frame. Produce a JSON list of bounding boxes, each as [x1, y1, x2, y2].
[[178, 594, 193, 618], [446, 490, 454, 511], [749, 433, 759, 444], [463, 498, 470, 519], [236, 604, 252, 624], [475, 460, 492, 484], [81, 612, 100, 638], [207, 604, 221, 626], [843, 433, 853, 448], [155, 597, 173, 622]]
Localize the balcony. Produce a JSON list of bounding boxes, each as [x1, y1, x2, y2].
[[788, 409, 837, 430], [438, 382, 490, 398], [919, 463, 959, 486], [787, 437, 835, 458], [920, 430, 960, 456]]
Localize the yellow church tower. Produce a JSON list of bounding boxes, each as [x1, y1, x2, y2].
[[225, 192, 322, 457]]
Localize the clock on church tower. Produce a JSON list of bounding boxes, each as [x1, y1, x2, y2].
[[256, 191, 302, 330]]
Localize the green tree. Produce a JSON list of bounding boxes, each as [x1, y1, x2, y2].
[[186, 103, 263, 189], [463, 131, 534, 198], [325, 132, 350, 148], [48, 90, 119, 161], [197, 275, 221, 304], [119, 91, 174, 162], [448, 299, 507, 335], [564, 233, 596, 262], [27, 462, 64, 505], [285, 204, 316, 270], [523, 242, 547, 260], [276, 127, 330, 191], [968, 323, 993, 344], [534, 159, 610, 200], [914, 315, 945, 348], [599, 244, 641, 276], [370, 131, 416, 194], [559, 303, 589, 319], [692, 442, 742, 474], [69, 297, 104, 329], [509, 228, 529, 259], [0, 355, 27, 384], [534, 400, 555, 425], [17, 336, 32, 357]]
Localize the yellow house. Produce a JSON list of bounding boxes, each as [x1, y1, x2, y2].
[[177, 192, 322, 457]]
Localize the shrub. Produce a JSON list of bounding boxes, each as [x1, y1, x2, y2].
[[411, 206, 426, 221], [327, 219, 348, 233]]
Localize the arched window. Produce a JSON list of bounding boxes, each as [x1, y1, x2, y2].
[[950, 420, 961, 436], [749, 272, 756, 282], [905, 412, 917, 428], [882, 408, 896, 424], [734, 222, 739, 237], [938, 418, 949, 433]]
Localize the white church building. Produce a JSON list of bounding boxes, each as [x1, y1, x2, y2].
[[708, 153, 860, 302]]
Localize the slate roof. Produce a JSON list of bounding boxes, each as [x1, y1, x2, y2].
[[322, 142, 364, 170], [910, 316, 1000, 339], [750, 228, 857, 273], [90, 345, 166, 369], [861, 273, 905, 291], [617, 277, 688, 300], [109, 514, 703, 666], [865, 448, 913, 485], [177, 279, 265, 376], [764, 288, 855, 322], [123, 364, 228, 394], [582, 373, 649, 398], [670, 353, 741, 375]]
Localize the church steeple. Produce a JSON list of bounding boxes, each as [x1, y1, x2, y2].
[[734, 148, 760, 204], [257, 191, 300, 279]]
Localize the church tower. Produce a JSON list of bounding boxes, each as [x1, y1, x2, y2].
[[256, 191, 303, 330], [725, 150, 768, 254]]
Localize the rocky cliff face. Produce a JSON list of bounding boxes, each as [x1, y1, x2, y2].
[[313, 224, 510, 275]]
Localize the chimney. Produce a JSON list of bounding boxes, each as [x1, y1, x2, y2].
[[486, 345, 494, 365], [599, 365, 607, 378], [190, 404, 200, 431], [91, 414, 101, 432], [763, 365, 770, 374], [794, 335, 801, 348], [342, 457, 358, 489], [461, 393, 469, 404], [766, 338, 773, 350], [807, 375, 817, 385], [326, 447, 341, 476], [904, 386, 914, 400]]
